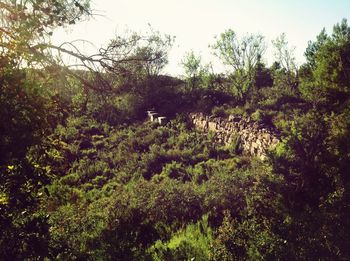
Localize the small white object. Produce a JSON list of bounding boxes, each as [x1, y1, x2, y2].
[[147, 110, 155, 116], [150, 113, 159, 121], [158, 116, 167, 125]]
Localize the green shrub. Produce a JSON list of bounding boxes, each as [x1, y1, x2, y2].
[[161, 161, 191, 182], [251, 109, 263, 122], [148, 215, 213, 261]]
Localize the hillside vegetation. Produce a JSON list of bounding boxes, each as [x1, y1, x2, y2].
[[1, 1, 350, 260]]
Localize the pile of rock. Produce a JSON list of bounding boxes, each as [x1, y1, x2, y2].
[[147, 111, 168, 125], [189, 112, 280, 159]]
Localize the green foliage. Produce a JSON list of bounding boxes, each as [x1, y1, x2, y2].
[[300, 18, 350, 108], [181, 51, 203, 89], [211, 212, 284, 261], [148, 215, 213, 261], [211, 106, 228, 117], [270, 108, 350, 259], [211, 29, 266, 99], [0, 0, 91, 66], [2, 5, 350, 259], [160, 161, 190, 181], [271, 33, 298, 88], [251, 109, 263, 122], [181, 51, 214, 91], [205, 160, 285, 260], [253, 60, 273, 89], [0, 60, 56, 259], [103, 28, 174, 78]]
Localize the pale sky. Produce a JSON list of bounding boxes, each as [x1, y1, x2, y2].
[[52, 0, 350, 76]]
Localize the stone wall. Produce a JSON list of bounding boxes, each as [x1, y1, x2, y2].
[[189, 112, 280, 159]]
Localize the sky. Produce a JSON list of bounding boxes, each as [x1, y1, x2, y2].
[[52, 0, 350, 76]]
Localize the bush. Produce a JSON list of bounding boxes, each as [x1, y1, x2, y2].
[[148, 215, 213, 261]]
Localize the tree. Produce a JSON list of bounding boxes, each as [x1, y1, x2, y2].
[[0, 60, 54, 259], [299, 18, 350, 108], [181, 51, 201, 89], [0, 1, 91, 258], [97, 29, 174, 76], [253, 56, 273, 89], [211, 29, 266, 99], [98, 29, 174, 83], [0, 0, 91, 66], [271, 109, 350, 259], [85, 29, 175, 123], [304, 28, 328, 69], [272, 33, 298, 88], [181, 51, 205, 90]]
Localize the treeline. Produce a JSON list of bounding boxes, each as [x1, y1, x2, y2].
[[1, 0, 350, 260]]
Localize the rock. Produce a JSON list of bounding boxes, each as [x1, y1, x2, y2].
[[208, 122, 217, 132], [256, 139, 262, 146], [189, 112, 280, 159], [198, 120, 207, 130], [272, 137, 279, 144], [264, 133, 271, 140]]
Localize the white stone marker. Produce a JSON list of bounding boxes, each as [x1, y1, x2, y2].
[[158, 116, 167, 125], [150, 113, 159, 122]]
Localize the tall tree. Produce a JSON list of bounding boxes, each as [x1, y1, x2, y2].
[[300, 18, 350, 108], [272, 33, 298, 88], [181, 51, 204, 90], [211, 29, 266, 99]]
